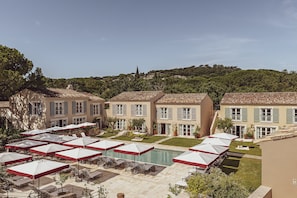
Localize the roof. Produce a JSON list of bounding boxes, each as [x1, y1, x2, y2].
[[221, 92, 297, 105], [109, 91, 164, 102], [48, 88, 89, 98], [156, 93, 208, 104]]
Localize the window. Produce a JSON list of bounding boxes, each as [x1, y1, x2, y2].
[[136, 105, 143, 116], [179, 124, 194, 136], [115, 119, 126, 130], [76, 102, 84, 113], [73, 117, 86, 124], [93, 104, 100, 115], [256, 127, 276, 139], [30, 102, 42, 116], [260, 108, 272, 122], [294, 109, 297, 123], [231, 125, 246, 139], [160, 108, 168, 119], [182, 108, 191, 120], [231, 108, 241, 121], [117, 104, 123, 115], [50, 119, 67, 127], [55, 102, 64, 115]]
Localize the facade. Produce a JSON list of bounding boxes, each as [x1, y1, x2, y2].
[[155, 93, 213, 137], [256, 129, 297, 198], [6, 88, 105, 130], [106, 91, 164, 134], [219, 92, 297, 139]]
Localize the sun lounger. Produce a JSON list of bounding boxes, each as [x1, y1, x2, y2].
[[131, 137, 143, 142], [7, 176, 33, 188], [175, 177, 188, 188], [114, 159, 126, 169], [102, 157, 116, 168], [143, 164, 156, 174], [82, 169, 102, 181]]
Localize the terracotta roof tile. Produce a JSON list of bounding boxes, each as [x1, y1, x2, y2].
[[110, 91, 164, 101], [156, 93, 208, 104], [221, 92, 297, 105], [45, 88, 104, 101]]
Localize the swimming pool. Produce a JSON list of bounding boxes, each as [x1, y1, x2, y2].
[[104, 148, 183, 166]]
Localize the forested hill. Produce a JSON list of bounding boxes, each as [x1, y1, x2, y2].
[[45, 65, 297, 108]]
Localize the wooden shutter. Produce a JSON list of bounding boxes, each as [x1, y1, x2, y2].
[[168, 108, 172, 120], [123, 104, 126, 115], [177, 108, 182, 120], [254, 108, 260, 122], [157, 108, 161, 119], [112, 104, 117, 116], [84, 101, 87, 113], [72, 101, 76, 115], [191, 108, 196, 121], [143, 105, 147, 116], [50, 102, 54, 116], [242, 108, 247, 122], [131, 104, 136, 116], [286, 108, 293, 124], [225, 108, 231, 119], [64, 102, 68, 115], [90, 104, 93, 116], [273, 108, 279, 123]]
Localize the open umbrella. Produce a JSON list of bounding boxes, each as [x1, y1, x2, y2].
[[55, 148, 102, 180], [114, 143, 154, 162], [29, 143, 73, 156], [86, 140, 124, 151], [63, 137, 99, 148], [20, 129, 49, 136], [0, 152, 32, 165], [7, 159, 69, 188], [173, 151, 219, 169], [189, 144, 229, 155], [210, 132, 239, 140], [5, 140, 48, 151], [201, 137, 232, 147], [28, 133, 78, 144]]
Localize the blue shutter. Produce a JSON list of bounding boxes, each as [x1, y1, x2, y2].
[[64, 102, 68, 115], [287, 108, 293, 124], [50, 102, 54, 116], [242, 108, 247, 122], [273, 108, 279, 123], [254, 108, 260, 122]]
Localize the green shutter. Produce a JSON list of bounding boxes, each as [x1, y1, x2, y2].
[[254, 108, 260, 122], [225, 108, 231, 119], [143, 105, 147, 116], [112, 104, 117, 116], [273, 108, 279, 123], [123, 104, 126, 115], [157, 108, 161, 119], [84, 101, 87, 113], [287, 108, 293, 124], [131, 105, 136, 116], [242, 108, 247, 122]]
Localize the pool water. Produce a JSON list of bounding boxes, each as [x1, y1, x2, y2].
[[104, 148, 183, 166]]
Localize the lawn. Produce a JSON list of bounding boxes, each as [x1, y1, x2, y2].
[[229, 141, 262, 156], [159, 137, 203, 147], [220, 156, 261, 192], [98, 131, 118, 138]]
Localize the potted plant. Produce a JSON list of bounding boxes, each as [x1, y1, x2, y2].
[[193, 125, 201, 138], [173, 124, 178, 136], [153, 122, 157, 135]]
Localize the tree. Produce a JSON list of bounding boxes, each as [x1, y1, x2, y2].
[[217, 118, 233, 133], [186, 168, 249, 198], [0, 45, 45, 100], [132, 118, 145, 131]]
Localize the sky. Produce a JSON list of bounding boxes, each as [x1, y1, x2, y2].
[[1, 0, 297, 79]]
